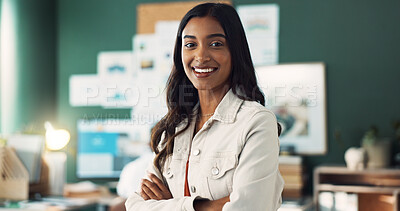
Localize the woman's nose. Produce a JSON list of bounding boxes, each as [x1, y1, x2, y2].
[[194, 46, 211, 63]]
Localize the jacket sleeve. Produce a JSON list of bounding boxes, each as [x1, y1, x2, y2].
[[125, 154, 200, 211], [222, 111, 284, 211], [125, 193, 199, 211]]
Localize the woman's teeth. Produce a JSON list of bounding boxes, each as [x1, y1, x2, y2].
[[194, 68, 217, 73]]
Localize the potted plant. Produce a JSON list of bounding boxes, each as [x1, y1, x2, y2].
[[361, 126, 392, 168]]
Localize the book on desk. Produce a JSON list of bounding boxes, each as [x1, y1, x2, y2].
[[279, 155, 307, 199]]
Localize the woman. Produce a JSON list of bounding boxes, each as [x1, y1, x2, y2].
[[126, 3, 284, 211]]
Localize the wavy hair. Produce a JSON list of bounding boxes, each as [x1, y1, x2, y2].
[[150, 3, 279, 174]]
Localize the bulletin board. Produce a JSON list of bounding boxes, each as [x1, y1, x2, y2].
[[137, 1, 232, 34]]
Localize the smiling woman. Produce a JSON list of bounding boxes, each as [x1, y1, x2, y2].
[[181, 16, 232, 94], [125, 3, 284, 211]]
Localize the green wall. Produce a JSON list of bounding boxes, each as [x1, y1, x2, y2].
[[16, 0, 57, 132], [57, 0, 136, 183], [57, 0, 400, 192], [0, 0, 56, 134]]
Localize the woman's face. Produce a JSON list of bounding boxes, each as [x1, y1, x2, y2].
[[181, 16, 232, 92]]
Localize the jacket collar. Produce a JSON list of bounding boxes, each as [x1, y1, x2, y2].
[[177, 89, 244, 131], [212, 89, 244, 124]]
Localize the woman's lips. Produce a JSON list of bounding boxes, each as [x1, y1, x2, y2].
[[192, 66, 218, 78]]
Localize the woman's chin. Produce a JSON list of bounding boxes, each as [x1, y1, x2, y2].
[[193, 84, 213, 91]]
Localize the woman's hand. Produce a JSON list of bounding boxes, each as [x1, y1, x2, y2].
[[140, 173, 172, 201], [194, 196, 230, 211]]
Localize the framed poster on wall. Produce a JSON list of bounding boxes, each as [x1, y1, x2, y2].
[[256, 63, 327, 155]]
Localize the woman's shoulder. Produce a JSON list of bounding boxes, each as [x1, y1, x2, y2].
[[239, 100, 276, 121]]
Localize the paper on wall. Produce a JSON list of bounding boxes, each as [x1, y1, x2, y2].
[[100, 78, 138, 108], [97, 51, 136, 78], [69, 75, 102, 106], [133, 34, 157, 73], [132, 32, 170, 115], [249, 37, 278, 68], [237, 4, 279, 66], [131, 84, 167, 127], [154, 21, 180, 76]]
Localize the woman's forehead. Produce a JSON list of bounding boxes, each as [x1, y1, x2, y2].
[[182, 16, 225, 37]]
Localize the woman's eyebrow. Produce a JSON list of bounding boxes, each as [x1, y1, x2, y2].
[[183, 35, 196, 39], [183, 33, 226, 39], [207, 33, 226, 39]]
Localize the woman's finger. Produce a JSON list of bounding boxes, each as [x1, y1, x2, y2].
[[142, 182, 160, 199], [148, 174, 172, 199], [148, 173, 169, 193], [140, 189, 150, 200], [142, 179, 163, 199]]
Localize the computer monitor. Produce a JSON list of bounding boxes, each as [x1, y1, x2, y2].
[[76, 119, 151, 178]]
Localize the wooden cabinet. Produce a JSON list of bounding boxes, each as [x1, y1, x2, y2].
[[314, 166, 400, 211]]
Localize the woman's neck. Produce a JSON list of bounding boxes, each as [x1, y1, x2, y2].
[[197, 87, 229, 116], [194, 86, 230, 134]]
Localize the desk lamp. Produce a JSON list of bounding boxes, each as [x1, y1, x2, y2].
[[43, 121, 70, 196]]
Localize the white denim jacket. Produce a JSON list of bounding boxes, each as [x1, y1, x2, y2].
[[126, 89, 284, 211]]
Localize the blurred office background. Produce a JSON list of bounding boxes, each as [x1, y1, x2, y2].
[[1, 0, 400, 199]]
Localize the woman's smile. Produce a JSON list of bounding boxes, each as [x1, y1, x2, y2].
[[181, 16, 232, 92], [192, 66, 219, 78]]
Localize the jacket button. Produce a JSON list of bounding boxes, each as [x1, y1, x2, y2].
[[190, 186, 196, 193], [166, 168, 173, 178], [193, 149, 200, 156], [211, 167, 219, 175]]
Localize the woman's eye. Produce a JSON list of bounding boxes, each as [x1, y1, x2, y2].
[[210, 42, 223, 47], [184, 43, 196, 48]]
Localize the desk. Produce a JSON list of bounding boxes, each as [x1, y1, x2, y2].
[[0, 197, 97, 211], [314, 166, 400, 211], [0, 195, 122, 211]]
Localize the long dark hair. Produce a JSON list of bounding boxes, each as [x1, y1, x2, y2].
[[150, 3, 278, 174]]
